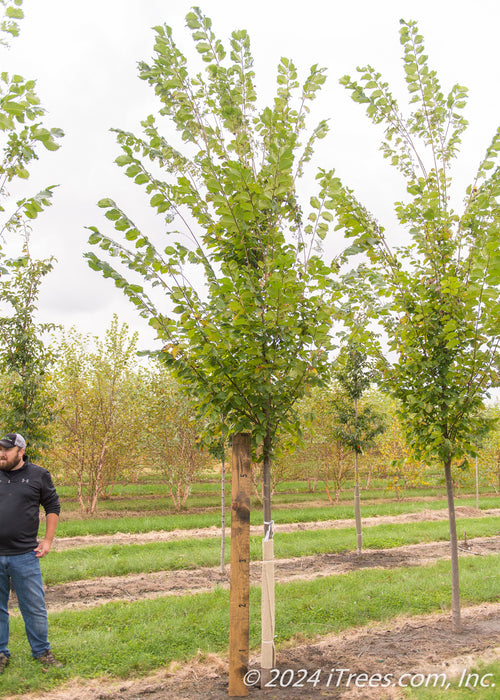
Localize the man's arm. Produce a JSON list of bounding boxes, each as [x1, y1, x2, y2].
[[35, 512, 59, 558]]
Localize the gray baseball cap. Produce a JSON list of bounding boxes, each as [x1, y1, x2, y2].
[[0, 433, 26, 449]]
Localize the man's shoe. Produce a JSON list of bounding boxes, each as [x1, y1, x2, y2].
[[36, 650, 63, 668], [0, 652, 9, 673]]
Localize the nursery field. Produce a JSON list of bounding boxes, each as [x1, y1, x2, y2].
[[2, 479, 500, 700]]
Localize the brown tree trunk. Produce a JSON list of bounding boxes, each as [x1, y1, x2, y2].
[[354, 398, 362, 554], [169, 486, 180, 511], [77, 479, 85, 512], [444, 457, 462, 633], [229, 433, 251, 697], [261, 431, 275, 687], [220, 450, 226, 574], [324, 467, 334, 503], [354, 456, 362, 554], [181, 484, 190, 507]]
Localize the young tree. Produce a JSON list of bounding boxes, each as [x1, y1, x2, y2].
[[204, 419, 230, 573], [142, 362, 211, 511], [0, 248, 56, 458], [333, 343, 384, 553], [0, 0, 24, 45], [299, 385, 354, 504], [334, 20, 500, 631], [49, 317, 141, 513], [0, 0, 62, 457], [0, 0, 62, 236], [477, 404, 500, 493], [86, 7, 339, 672], [373, 398, 427, 499]]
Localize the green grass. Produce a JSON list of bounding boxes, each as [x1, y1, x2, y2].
[[45, 496, 500, 539], [2, 555, 499, 696], [56, 477, 489, 501], [55, 478, 492, 514], [41, 516, 500, 585], [19, 482, 498, 697]]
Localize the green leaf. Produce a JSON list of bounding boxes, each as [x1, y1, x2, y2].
[[97, 198, 115, 209]]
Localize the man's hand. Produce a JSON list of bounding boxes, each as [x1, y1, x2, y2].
[[34, 539, 52, 558], [36, 512, 59, 558]]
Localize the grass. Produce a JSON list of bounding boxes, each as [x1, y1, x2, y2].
[[18, 479, 500, 697], [2, 555, 499, 696], [44, 495, 500, 539], [40, 515, 500, 585], [58, 477, 491, 500], [54, 476, 494, 514]]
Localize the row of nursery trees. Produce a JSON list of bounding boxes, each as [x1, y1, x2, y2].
[[2, 1, 500, 640], [1, 313, 500, 515]]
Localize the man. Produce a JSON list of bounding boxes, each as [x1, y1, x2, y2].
[[0, 433, 62, 672]]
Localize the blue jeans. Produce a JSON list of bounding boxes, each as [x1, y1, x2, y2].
[[0, 551, 50, 658]]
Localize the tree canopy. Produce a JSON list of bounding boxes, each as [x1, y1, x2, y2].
[[86, 6, 341, 482], [333, 18, 500, 632]]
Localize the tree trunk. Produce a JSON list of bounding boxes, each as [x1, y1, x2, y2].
[[250, 469, 263, 504], [220, 450, 226, 573], [475, 456, 479, 511], [261, 432, 275, 687], [169, 485, 180, 511], [262, 434, 273, 539], [77, 479, 85, 512], [365, 468, 372, 490], [324, 467, 334, 503], [181, 484, 190, 506], [354, 453, 362, 554], [353, 398, 362, 554], [444, 457, 462, 633], [229, 433, 251, 697]]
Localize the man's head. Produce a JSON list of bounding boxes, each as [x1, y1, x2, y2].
[[0, 433, 26, 472]]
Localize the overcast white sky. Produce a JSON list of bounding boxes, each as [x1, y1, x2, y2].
[[2, 0, 500, 351]]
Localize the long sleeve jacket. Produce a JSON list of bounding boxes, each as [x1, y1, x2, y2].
[[0, 456, 60, 555]]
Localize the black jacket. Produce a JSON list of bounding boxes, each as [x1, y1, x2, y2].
[[0, 456, 60, 555]]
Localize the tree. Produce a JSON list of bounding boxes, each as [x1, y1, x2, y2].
[[298, 385, 354, 504], [0, 0, 24, 45], [334, 20, 500, 631], [0, 0, 62, 236], [86, 7, 339, 674], [204, 418, 230, 573], [0, 247, 56, 458], [0, 0, 62, 456], [49, 317, 141, 514], [142, 362, 211, 511], [333, 342, 384, 552], [477, 403, 500, 494], [373, 397, 427, 499]]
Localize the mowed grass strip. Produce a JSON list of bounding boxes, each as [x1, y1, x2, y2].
[[42, 516, 500, 585], [2, 555, 499, 696], [46, 496, 500, 539]]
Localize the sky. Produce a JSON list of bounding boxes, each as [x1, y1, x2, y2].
[[2, 0, 500, 352]]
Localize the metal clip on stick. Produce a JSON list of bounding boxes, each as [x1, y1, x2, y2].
[[263, 520, 275, 541]]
